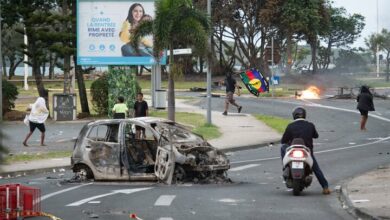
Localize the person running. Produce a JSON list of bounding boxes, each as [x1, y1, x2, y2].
[[23, 97, 49, 147], [112, 96, 129, 119], [133, 92, 148, 139], [357, 85, 375, 131], [223, 72, 242, 116], [281, 107, 331, 195]]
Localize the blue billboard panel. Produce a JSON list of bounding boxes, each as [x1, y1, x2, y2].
[[77, 0, 166, 65]]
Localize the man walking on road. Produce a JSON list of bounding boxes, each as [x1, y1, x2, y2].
[[223, 72, 242, 116]]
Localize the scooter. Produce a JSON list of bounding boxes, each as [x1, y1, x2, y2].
[[282, 138, 314, 196]]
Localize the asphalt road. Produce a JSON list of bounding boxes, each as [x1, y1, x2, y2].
[[1, 96, 390, 220]]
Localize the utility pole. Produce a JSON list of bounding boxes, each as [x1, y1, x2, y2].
[[0, 0, 3, 121], [206, 0, 212, 124], [271, 37, 275, 98], [376, 0, 380, 78], [24, 25, 29, 90]]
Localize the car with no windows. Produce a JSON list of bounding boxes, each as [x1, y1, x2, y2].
[[71, 117, 230, 183]]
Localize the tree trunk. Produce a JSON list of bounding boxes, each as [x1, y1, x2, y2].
[[49, 52, 56, 79], [286, 32, 292, 75], [310, 39, 318, 74], [167, 46, 175, 122], [9, 59, 23, 80], [71, 2, 90, 114], [33, 58, 49, 110], [8, 58, 15, 79], [2, 55, 7, 78], [75, 65, 90, 114], [42, 61, 46, 77], [386, 53, 389, 82]]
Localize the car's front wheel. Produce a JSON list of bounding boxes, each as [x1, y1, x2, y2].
[[74, 164, 94, 181]]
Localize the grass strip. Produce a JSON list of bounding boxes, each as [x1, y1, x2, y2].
[[253, 114, 291, 134], [149, 111, 221, 140], [6, 151, 72, 163]]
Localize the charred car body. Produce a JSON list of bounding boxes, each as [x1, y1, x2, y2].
[[71, 117, 230, 183]]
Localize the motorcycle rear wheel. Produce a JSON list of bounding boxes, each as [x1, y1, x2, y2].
[[292, 179, 302, 196]]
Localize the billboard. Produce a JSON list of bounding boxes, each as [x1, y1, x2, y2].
[[77, 0, 166, 65]]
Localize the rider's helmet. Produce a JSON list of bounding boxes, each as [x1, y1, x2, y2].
[[292, 107, 306, 120]]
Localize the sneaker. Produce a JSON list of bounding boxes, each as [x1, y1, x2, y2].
[[222, 111, 227, 116], [238, 106, 242, 113], [322, 188, 331, 195]]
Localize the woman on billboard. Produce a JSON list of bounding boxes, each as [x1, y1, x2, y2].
[[119, 3, 153, 56]]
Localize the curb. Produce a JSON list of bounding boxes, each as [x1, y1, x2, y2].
[[339, 181, 380, 220], [219, 140, 280, 153], [1, 165, 71, 180]]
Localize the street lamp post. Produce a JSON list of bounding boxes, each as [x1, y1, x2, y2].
[[206, 0, 212, 124], [0, 1, 3, 121]]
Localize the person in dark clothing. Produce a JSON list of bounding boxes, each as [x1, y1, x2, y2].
[[223, 72, 242, 115], [357, 85, 375, 131], [134, 92, 149, 139], [281, 107, 331, 195]]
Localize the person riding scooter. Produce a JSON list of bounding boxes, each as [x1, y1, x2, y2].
[[281, 107, 331, 195]]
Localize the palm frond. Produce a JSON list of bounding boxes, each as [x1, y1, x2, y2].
[[130, 20, 154, 53]]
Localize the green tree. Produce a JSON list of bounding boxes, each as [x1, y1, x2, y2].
[[131, 0, 209, 121], [1, 23, 24, 79], [3, 0, 57, 101], [281, 0, 329, 74], [319, 6, 365, 70], [376, 29, 390, 81], [365, 33, 380, 69]]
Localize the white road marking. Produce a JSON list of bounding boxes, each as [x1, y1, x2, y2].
[[229, 164, 260, 171], [158, 218, 174, 220], [66, 187, 152, 207], [303, 100, 390, 122], [231, 136, 390, 165], [41, 183, 93, 201], [154, 195, 176, 206], [352, 199, 370, 203], [88, 201, 101, 204]]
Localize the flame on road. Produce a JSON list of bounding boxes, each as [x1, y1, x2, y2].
[[297, 86, 320, 99]]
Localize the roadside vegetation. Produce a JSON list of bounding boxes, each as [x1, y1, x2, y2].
[[150, 111, 221, 140], [5, 151, 72, 163], [253, 114, 291, 134]]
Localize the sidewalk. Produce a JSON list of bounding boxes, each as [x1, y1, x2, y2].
[[341, 164, 390, 219]]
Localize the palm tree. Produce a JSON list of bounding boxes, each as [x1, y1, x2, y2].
[[131, 0, 210, 121]]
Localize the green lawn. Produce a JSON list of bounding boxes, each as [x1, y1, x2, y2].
[[253, 114, 291, 134], [149, 111, 221, 140], [5, 151, 72, 163]]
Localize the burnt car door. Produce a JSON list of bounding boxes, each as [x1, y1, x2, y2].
[[122, 122, 158, 174], [153, 124, 176, 184], [86, 123, 121, 178]]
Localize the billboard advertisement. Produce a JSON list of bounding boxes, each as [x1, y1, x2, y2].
[[77, 0, 166, 65]]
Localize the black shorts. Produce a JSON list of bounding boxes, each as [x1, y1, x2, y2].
[[359, 109, 368, 116], [29, 121, 46, 133]]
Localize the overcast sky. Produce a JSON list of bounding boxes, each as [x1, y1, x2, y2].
[[332, 0, 390, 48]]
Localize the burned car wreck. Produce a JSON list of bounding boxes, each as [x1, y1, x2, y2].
[[71, 117, 230, 183]]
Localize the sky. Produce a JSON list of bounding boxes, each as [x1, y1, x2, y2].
[[332, 0, 390, 48]]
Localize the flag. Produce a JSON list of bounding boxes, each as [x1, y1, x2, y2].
[[239, 69, 269, 97]]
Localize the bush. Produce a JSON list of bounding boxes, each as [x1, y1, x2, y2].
[[2, 79, 19, 115], [90, 75, 109, 115]]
